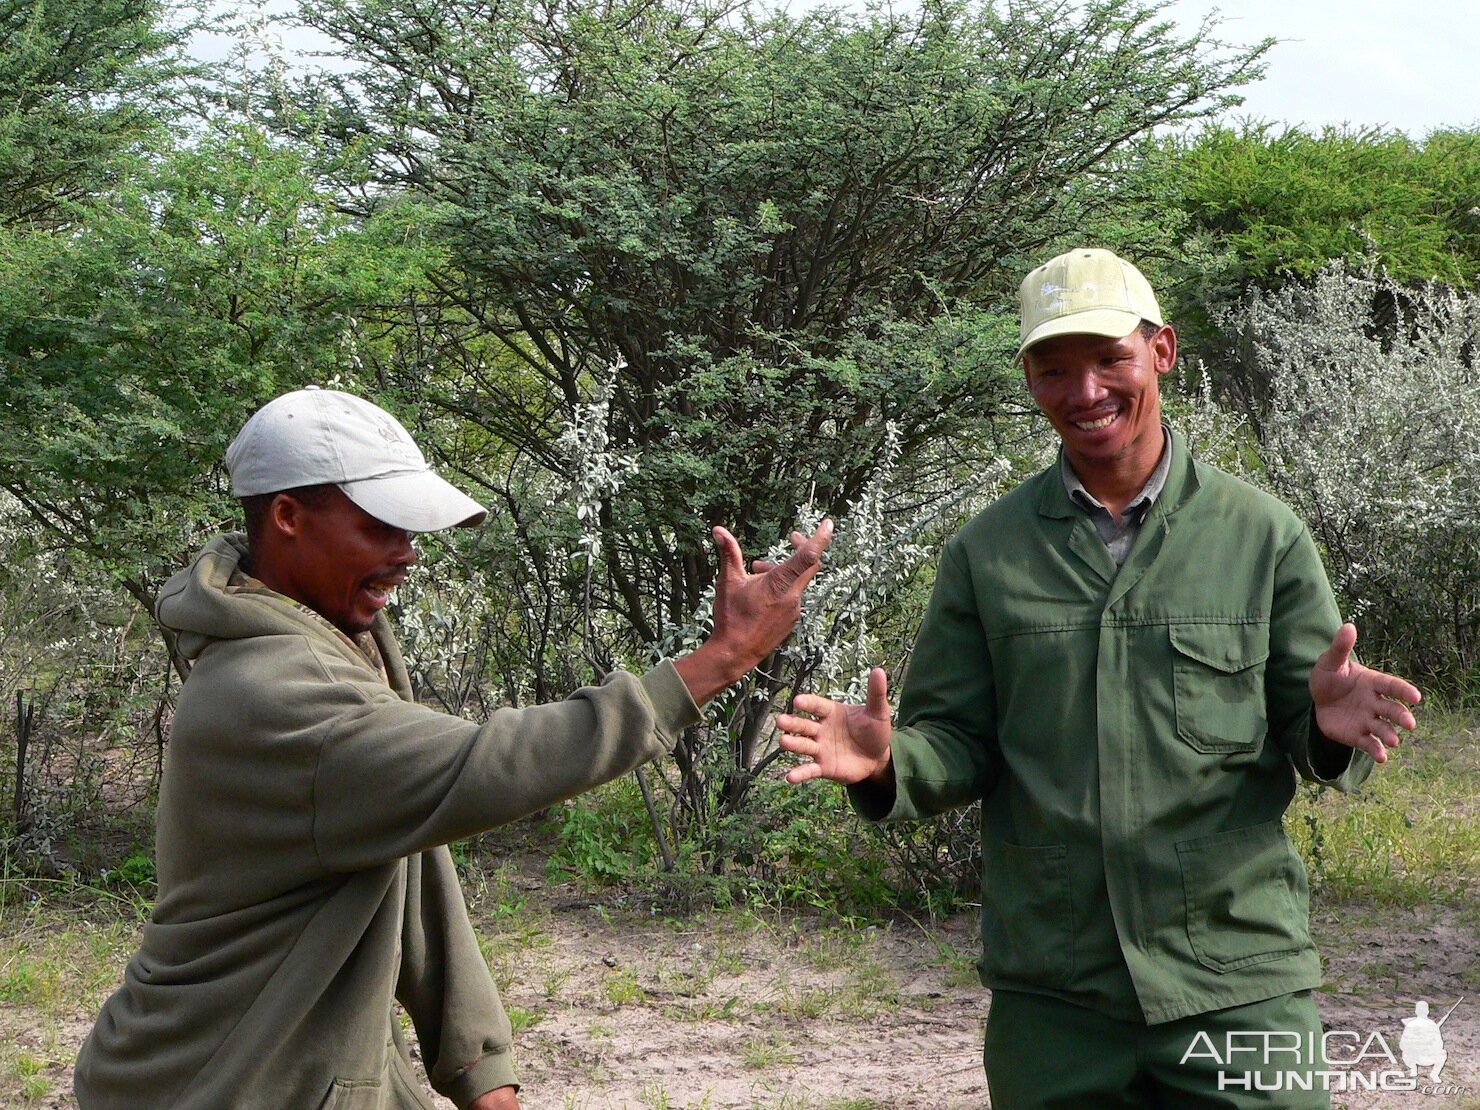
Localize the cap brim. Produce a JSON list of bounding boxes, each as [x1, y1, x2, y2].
[[339, 471, 487, 532], [1017, 308, 1144, 360]]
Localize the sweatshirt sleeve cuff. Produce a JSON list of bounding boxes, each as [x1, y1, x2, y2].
[[445, 1048, 519, 1108], [640, 659, 704, 749]]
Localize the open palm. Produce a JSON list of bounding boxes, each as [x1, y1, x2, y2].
[[1310, 623, 1421, 763], [777, 667, 894, 785]]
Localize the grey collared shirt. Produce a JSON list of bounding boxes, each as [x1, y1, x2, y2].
[[1061, 426, 1172, 566]]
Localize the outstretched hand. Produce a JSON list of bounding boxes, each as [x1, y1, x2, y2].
[[1310, 622, 1421, 764], [672, 519, 833, 704], [776, 666, 894, 786]]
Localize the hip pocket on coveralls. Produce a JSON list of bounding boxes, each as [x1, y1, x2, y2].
[[1177, 819, 1310, 974], [979, 841, 1075, 989], [1169, 622, 1270, 754], [317, 1079, 384, 1110]]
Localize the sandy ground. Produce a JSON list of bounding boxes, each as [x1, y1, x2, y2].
[[458, 884, 1480, 1110], [6, 863, 1477, 1109]]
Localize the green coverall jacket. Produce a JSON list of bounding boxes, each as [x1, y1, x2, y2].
[[854, 432, 1370, 1025]]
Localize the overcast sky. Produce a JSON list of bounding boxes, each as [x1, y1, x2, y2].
[[1161, 0, 1480, 136], [200, 0, 1480, 138]]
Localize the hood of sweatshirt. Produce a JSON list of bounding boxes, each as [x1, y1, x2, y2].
[[155, 535, 364, 664]]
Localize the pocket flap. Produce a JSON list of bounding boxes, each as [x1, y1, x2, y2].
[[1170, 623, 1269, 673]]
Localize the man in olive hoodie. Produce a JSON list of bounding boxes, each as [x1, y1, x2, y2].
[[76, 387, 833, 1110], [776, 249, 1422, 1107]]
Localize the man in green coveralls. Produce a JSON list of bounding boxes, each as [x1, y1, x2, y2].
[[777, 248, 1422, 1107], [76, 387, 832, 1110]]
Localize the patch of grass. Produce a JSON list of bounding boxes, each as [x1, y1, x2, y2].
[[541, 965, 573, 999], [796, 925, 868, 973], [662, 993, 742, 1022], [837, 960, 901, 1018], [506, 1004, 541, 1034], [741, 1033, 798, 1070], [602, 967, 645, 1008], [768, 986, 832, 1020], [638, 1081, 706, 1109], [7, 1050, 52, 1103], [772, 1096, 882, 1110], [1289, 709, 1480, 907]]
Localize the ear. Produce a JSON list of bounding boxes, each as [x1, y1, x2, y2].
[[1151, 324, 1177, 376], [267, 492, 308, 540]]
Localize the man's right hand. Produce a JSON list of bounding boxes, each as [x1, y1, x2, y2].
[[776, 666, 894, 786]]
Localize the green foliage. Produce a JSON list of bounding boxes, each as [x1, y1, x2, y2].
[[1150, 123, 1480, 394], [300, 0, 1267, 622], [1170, 123, 1475, 288], [0, 0, 189, 229], [0, 116, 445, 632], [547, 777, 660, 883], [107, 850, 156, 889]]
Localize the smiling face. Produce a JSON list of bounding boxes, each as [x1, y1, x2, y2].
[[265, 487, 417, 636], [1022, 324, 1176, 481]]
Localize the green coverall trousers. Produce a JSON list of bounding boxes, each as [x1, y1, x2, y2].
[[984, 988, 1331, 1108]]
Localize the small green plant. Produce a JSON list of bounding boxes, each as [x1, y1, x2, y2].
[[602, 967, 645, 1007], [741, 1033, 798, 1070], [546, 780, 656, 884], [14, 1051, 51, 1101], [110, 850, 155, 888], [506, 1004, 540, 1034]]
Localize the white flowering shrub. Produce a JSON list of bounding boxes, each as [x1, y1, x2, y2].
[[1227, 262, 1480, 685], [624, 417, 1022, 899]]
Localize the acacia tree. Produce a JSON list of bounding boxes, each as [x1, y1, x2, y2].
[[286, 0, 1268, 852], [0, 0, 191, 230]]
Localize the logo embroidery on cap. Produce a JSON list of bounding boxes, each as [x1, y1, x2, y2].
[[374, 415, 419, 461]]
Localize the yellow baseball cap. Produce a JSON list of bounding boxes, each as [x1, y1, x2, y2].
[[1017, 247, 1162, 358]]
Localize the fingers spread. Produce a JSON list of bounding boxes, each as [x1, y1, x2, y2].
[[1367, 719, 1402, 750], [775, 712, 819, 737], [776, 733, 818, 758], [789, 693, 834, 718], [1373, 672, 1422, 709], [1376, 696, 1418, 731]]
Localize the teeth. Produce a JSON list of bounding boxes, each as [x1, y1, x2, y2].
[[1076, 414, 1116, 430]]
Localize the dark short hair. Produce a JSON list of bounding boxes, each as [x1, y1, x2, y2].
[[1139, 319, 1162, 340], [240, 483, 338, 554]]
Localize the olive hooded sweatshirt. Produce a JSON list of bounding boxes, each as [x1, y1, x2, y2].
[[75, 535, 700, 1109]]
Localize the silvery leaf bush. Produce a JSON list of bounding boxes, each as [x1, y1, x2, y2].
[[1228, 262, 1480, 685]]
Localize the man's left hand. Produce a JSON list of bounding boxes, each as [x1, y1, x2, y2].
[[1309, 622, 1421, 763]]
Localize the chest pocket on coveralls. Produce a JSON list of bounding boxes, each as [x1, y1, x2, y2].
[[1169, 623, 1269, 754]]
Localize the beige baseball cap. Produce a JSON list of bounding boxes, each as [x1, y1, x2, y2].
[[1017, 247, 1162, 358], [226, 387, 487, 532]]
